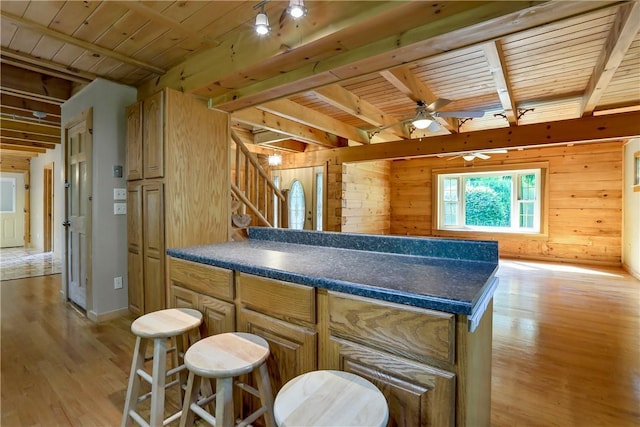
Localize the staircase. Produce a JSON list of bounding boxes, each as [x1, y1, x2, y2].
[[230, 130, 287, 239]]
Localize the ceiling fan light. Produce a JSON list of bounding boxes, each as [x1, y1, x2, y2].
[[287, 0, 307, 18], [412, 118, 433, 129], [255, 12, 270, 35], [462, 154, 476, 162]]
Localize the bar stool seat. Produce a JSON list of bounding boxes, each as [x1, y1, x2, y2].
[[122, 308, 203, 427], [180, 332, 276, 427], [273, 370, 389, 427]]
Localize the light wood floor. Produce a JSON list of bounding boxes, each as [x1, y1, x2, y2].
[[1, 260, 639, 426]]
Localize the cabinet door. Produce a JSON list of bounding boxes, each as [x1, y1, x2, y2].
[[126, 101, 142, 180], [127, 182, 143, 315], [330, 337, 455, 427], [238, 308, 317, 393], [199, 295, 235, 336], [143, 91, 164, 179], [170, 285, 198, 309], [143, 181, 165, 313]]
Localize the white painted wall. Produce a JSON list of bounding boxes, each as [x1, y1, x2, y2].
[[30, 78, 136, 320], [623, 138, 640, 279]]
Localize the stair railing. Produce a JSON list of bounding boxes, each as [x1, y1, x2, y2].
[[230, 130, 287, 229]]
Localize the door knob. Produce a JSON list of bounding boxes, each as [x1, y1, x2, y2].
[[62, 220, 70, 227]]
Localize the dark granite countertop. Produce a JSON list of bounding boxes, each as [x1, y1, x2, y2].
[[167, 228, 499, 325]]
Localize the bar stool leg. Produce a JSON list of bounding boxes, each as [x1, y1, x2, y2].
[[150, 337, 168, 427], [216, 377, 234, 427], [180, 371, 201, 427], [255, 364, 276, 427], [122, 337, 148, 427]]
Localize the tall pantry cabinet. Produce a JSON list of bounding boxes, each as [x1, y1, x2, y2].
[[126, 88, 230, 316]]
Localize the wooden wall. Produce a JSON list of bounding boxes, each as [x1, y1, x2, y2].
[[339, 161, 391, 234], [390, 141, 623, 265]]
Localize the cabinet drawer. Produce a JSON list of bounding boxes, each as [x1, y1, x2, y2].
[[169, 258, 234, 301], [237, 273, 316, 324], [328, 292, 455, 364]]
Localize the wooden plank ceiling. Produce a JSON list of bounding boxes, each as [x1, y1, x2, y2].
[[1, 0, 639, 164]]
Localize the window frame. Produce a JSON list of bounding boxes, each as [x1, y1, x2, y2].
[[432, 162, 549, 238], [634, 151, 640, 192]]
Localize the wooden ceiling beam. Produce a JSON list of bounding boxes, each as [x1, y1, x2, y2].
[[313, 84, 410, 139], [0, 48, 95, 84], [137, 1, 404, 98], [0, 141, 49, 153], [0, 64, 72, 103], [0, 10, 165, 75], [253, 130, 292, 145], [379, 65, 456, 133], [209, 2, 616, 112], [257, 99, 371, 145], [262, 140, 307, 153], [1, 130, 59, 145], [284, 110, 640, 166], [0, 93, 62, 117], [482, 41, 518, 125], [581, 1, 640, 116], [1, 117, 60, 138], [1, 107, 61, 126], [0, 140, 56, 151], [232, 108, 347, 149]]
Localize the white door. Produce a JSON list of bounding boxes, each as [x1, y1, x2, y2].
[[65, 110, 92, 310], [0, 173, 25, 248]]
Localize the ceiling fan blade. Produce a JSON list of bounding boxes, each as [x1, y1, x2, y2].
[[426, 98, 451, 112], [483, 149, 508, 154], [474, 152, 490, 160], [427, 121, 440, 132], [435, 110, 485, 118]]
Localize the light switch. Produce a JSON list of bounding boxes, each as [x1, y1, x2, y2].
[[114, 203, 127, 215], [114, 188, 126, 200]]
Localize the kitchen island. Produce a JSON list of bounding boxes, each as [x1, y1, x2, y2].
[[167, 227, 498, 427]]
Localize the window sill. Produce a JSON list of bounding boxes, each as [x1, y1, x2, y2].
[[433, 229, 549, 240]]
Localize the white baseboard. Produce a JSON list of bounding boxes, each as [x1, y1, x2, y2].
[[622, 262, 640, 281], [87, 307, 131, 323]]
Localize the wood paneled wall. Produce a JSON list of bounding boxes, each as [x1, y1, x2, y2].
[[340, 161, 391, 234], [390, 141, 624, 265]]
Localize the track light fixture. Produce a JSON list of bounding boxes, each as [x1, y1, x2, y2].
[[287, 0, 307, 19], [254, 1, 270, 36]]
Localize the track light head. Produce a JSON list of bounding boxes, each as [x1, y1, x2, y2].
[[255, 11, 270, 35], [287, 0, 307, 19]]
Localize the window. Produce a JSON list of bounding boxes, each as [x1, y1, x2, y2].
[[0, 177, 16, 213], [288, 180, 305, 230], [634, 152, 640, 192], [436, 168, 543, 234]]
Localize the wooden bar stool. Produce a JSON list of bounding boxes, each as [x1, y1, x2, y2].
[[273, 370, 389, 427], [122, 308, 203, 427], [179, 332, 276, 427]]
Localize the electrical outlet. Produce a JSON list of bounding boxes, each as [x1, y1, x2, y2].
[[114, 188, 126, 200], [114, 202, 126, 215], [114, 276, 123, 289]]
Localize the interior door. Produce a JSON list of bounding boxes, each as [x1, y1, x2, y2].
[[0, 173, 25, 248], [43, 164, 53, 252], [65, 110, 92, 310]]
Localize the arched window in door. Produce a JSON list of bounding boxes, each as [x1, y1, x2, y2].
[[288, 180, 305, 230]]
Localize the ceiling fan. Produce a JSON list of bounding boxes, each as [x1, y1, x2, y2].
[[388, 99, 486, 132], [437, 149, 508, 161]]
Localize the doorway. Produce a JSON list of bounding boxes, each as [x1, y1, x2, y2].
[[64, 109, 93, 310], [43, 164, 53, 252], [0, 172, 26, 248]]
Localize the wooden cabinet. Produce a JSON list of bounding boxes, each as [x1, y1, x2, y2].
[[125, 102, 142, 181], [167, 258, 492, 427], [326, 292, 456, 426], [126, 88, 230, 315], [168, 258, 235, 336], [237, 273, 318, 393]]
